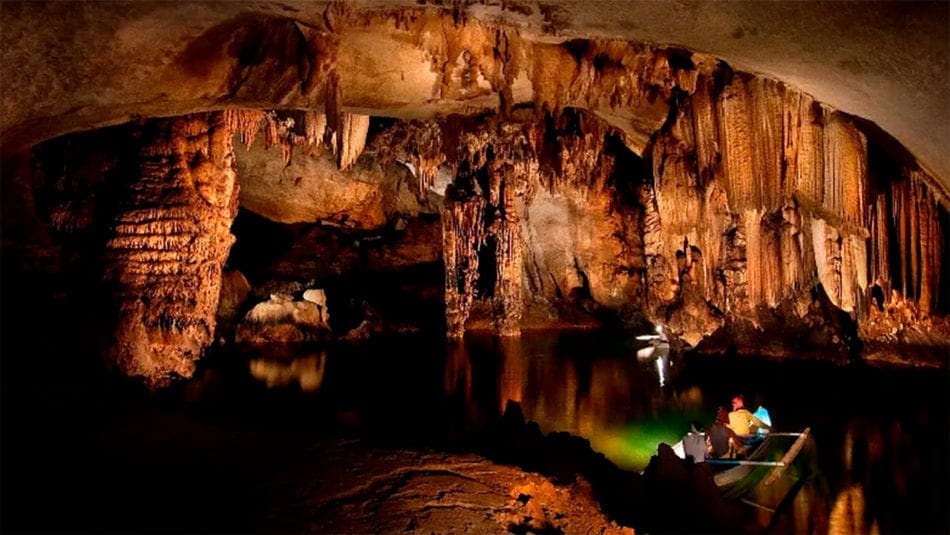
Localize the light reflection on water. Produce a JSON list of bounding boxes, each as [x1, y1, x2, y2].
[[441, 335, 699, 470], [240, 331, 947, 533], [249, 352, 327, 392]]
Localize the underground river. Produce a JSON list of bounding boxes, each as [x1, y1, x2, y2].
[[2, 329, 946, 533]]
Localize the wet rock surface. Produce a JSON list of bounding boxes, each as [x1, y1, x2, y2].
[[265, 439, 632, 535]]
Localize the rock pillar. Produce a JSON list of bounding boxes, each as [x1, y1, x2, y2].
[[102, 113, 239, 387]]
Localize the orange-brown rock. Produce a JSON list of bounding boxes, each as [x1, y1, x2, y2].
[[4, 2, 947, 189], [235, 293, 331, 345], [263, 439, 633, 535], [2, 3, 948, 378], [102, 112, 239, 387]]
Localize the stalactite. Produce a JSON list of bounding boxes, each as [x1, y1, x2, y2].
[[492, 169, 524, 336], [749, 77, 784, 210], [334, 113, 369, 171], [442, 190, 485, 338], [373, 120, 447, 196], [103, 112, 239, 387], [225, 109, 330, 165], [871, 192, 890, 294], [909, 177, 921, 300], [719, 74, 756, 212], [690, 68, 721, 185], [721, 213, 749, 314], [638, 183, 677, 308], [784, 91, 824, 203], [900, 179, 912, 299], [779, 198, 806, 295], [893, 170, 945, 315], [918, 183, 933, 314], [823, 113, 867, 226]]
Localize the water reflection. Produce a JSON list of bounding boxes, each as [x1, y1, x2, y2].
[[654, 345, 671, 387], [444, 335, 703, 469], [827, 415, 941, 534], [444, 341, 483, 431], [230, 332, 946, 533], [249, 352, 327, 392]]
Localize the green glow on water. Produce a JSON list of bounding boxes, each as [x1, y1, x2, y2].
[[593, 412, 706, 471]]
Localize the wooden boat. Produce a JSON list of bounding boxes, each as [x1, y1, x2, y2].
[[636, 340, 669, 360], [669, 428, 811, 517], [635, 328, 669, 360], [706, 429, 812, 516]]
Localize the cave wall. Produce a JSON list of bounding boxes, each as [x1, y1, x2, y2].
[[2, 11, 949, 384]]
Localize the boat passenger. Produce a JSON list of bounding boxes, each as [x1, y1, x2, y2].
[[752, 405, 772, 437], [707, 406, 742, 458], [728, 395, 771, 436], [682, 422, 706, 463]]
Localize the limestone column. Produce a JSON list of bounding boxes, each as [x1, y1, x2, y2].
[[442, 186, 484, 338], [102, 112, 239, 387], [492, 169, 524, 336]]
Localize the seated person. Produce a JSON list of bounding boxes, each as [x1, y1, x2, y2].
[[752, 404, 772, 437], [682, 422, 707, 463], [728, 394, 771, 437], [707, 406, 742, 458]]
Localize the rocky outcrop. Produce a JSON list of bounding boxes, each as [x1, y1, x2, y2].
[[235, 292, 331, 345], [264, 438, 633, 535], [643, 65, 947, 354], [102, 112, 239, 387]]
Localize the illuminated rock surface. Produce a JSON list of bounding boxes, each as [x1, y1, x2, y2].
[[266, 439, 632, 535], [100, 113, 239, 387], [1, 2, 947, 385]]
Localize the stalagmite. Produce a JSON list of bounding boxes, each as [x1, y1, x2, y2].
[[102, 112, 239, 387], [489, 160, 526, 336]]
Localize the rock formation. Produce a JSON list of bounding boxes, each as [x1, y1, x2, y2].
[[101, 112, 239, 387], [1, 4, 947, 385], [235, 292, 332, 345]]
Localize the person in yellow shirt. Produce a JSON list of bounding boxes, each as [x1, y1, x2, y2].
[[727, 394, 771, 436]]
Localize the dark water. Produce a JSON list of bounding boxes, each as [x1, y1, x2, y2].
[[236, 331, 949, 533], [2, 330, 948, 532]]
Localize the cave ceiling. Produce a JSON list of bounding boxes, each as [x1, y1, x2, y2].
[[1, 0, 948, 189]]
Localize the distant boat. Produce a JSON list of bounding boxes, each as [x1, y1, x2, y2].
[[635, 337, 669, 360]]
